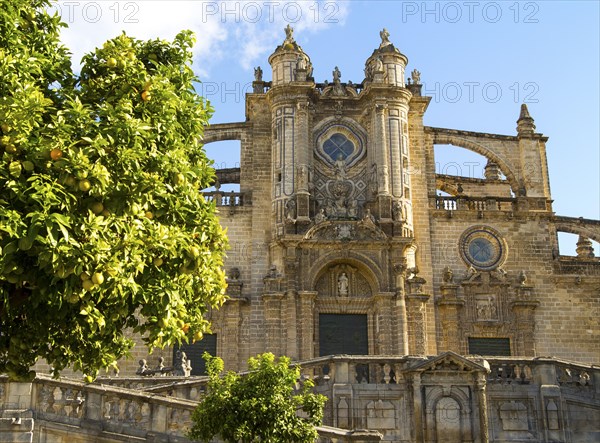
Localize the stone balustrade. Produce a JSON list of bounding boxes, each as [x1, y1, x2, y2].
[[1, 354, 599, 442], [434, 195, 517, 212], [31, 375, 197, 440], [203, 191, 246, 207]]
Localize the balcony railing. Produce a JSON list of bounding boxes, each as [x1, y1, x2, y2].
[[434, 195, 516, 212], [203, 191, 245, 207]]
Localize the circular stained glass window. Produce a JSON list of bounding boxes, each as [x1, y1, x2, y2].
[[323, 133, 355, 162], [314, 121, 366, 168], [459, 226, 507, 271]]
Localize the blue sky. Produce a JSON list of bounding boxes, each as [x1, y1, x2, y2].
[[57, 1, 599, 253]]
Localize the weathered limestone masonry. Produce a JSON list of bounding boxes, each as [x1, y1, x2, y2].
[[195, 27, 599, 371], [1, 353, 599, 442], [7, 27, 599, 442]]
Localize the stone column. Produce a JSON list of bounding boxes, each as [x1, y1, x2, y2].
[[373, 293, 394, 354], [262, 293, 284, 355], [436, 283, 464, 353], [295, 100, 311, 222], [475, 374, 490, 443], [406, 276, 430, 355], [298, 291, 317, 360], [410, 373, 424, 442], [393, 262, 409, 355], [374, 103, 390, 197], [285, 257, 299, 359], [387, 107, 403, 198]]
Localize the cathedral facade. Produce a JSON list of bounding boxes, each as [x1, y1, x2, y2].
[[194, 27, 599, 373]]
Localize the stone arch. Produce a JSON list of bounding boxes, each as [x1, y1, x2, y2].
[[308, 251, 384, 295], [433, 133, 520, 193], [425, 386, 473, 443], [554, 221, 600, 244], [203, 122, 248, 144]]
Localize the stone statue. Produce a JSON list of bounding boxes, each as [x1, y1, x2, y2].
[[379, 28, 391, 47], [363, 209, 376, 225], [334, 153, 347, 179], [296, 56, 306, 71], [392, 200, 405, 222], [411, 68, 421, 85], [442, 266, 454, 283], [254, 66, 263, 82], [333, 66, 341, 83], [284, 24, 294, 43], [315, 208, 327, 224], [370, 163, 378, 195], [518, 270, 527, 286], [338, 272, 349, 296], [374, 56, 384, 73], [285, 198, 296, 221]]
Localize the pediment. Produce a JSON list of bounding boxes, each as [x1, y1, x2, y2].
[[304, 220, 387, 242], [408, 351, 489, 374]]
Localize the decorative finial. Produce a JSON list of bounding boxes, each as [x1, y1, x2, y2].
[[519, 103, 532, 120], [576, 236, 595, 258], [484, 161, 502, 180], [517, 103, 536, 135], [379, 28, 391, 48]]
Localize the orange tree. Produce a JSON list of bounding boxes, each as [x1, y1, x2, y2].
[[0, 0, 227, 381], [188, 353, 327, 443]]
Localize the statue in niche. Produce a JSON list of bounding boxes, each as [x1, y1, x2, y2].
[[333, 153, 347, 180], [314, 208, 327, 224], [392, 200, 405, 222], [254, 66, 263, 82], [411, 68, 421, 85], [338, 272, 349, 296], [379, 28, 391, 47], [370, 163, 378, 195], [285, 198, 296, 222]]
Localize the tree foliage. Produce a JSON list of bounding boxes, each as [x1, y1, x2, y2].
[[0, 0, 227, 381], [188, 353, 327, 443]]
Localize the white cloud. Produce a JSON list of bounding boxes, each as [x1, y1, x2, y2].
[[52, 0, 349, 77]]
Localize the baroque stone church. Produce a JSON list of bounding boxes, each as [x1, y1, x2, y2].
[[196, 26, 599, 369], [2, 27, 598, 443]]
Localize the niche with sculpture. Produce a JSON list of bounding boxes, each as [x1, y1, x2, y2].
[[314, 264, 373, 298]]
